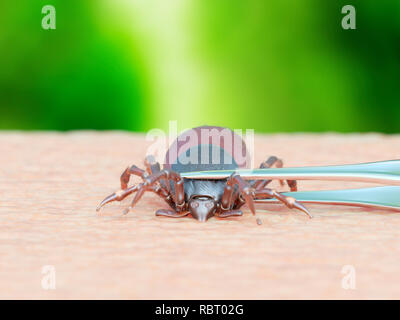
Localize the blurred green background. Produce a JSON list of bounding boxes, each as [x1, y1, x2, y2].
[[0, 0, 399, 133]]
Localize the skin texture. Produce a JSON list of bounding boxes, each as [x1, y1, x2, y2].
[[0, 132, 400, 299]]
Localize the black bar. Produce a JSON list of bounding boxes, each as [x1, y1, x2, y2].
[[0, 300, 397, 319]]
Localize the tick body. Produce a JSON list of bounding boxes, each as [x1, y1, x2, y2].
[[97, 126, 311, 224]]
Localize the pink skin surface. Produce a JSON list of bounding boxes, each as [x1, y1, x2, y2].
[[0, 132, 399, 299]]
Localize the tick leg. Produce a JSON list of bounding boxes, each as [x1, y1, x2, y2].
[[144, 155, 161, 174], [255, 188, 312, 218], [216, 210, 243, 218], [155, 209, 189, 218], [253, 156, 297, 192], [121, 155, 163, 190], [120, 165, 147, 189], [252, 156, 283, 190], [96, 185, 139, 211], [220, 181, 235, 211], [144, 155, 171, 195], [143, 155, 175, 207], [124, 169, 185, 215], [97, 156, 175, 212], [97, 183, 169, 212], [221, 174, 262, 224], [216, 209, 262, 225], [228, 174, 256, 215]]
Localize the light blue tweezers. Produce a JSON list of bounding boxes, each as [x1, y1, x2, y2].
[[181, 160, 400, 211]]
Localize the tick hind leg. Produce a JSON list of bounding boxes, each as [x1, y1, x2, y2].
[[253, 156, 297, 191]]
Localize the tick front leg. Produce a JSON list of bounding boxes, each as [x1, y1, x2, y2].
[[216, 209, 262, 225], [97, 160, 159, 212], [216, 210, 243, 218], [228, 174, 256, 214], [97, 162, 145, 209], [221, 174, 264, 224], [155, 209, 189, 218], [96, 184, 167, 212], [96, 185, 139, 211], [97, 156, 175, 213]]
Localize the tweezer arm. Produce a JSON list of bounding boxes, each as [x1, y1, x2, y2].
[[181, 160, 400, 186], [255, 186, 400, 211]]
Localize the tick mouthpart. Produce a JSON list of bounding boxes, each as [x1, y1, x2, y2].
[[197, 216, 207, 222], [188, 196, 216, 222]]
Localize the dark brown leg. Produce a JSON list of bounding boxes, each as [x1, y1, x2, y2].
[[124, 169, 186, 215], [120, 165, 146, 189], [229, 155, 296, 210], [253, 156, 281, 190], [97, 155, 175, 212], [255, 188, 312, 218], [221, 174, 255, 214], [96, 185, 139, 211], [253, 156, 297, 192], [143, 155, 174, 207], [220, 174, 253, 212], [120, 154, 171, 192], [155, 209, 188, 218], [97, 162, 152, 212], [220, 181, 235, 211], [144, 155, 171, 193], [216, 210, 243, 218], [220, 174, 262, 224], [220, 174, 309, 224]]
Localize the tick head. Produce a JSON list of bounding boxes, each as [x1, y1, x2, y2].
[[188, 196, 216, 222]]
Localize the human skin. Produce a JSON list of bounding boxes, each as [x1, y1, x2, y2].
[[0, 131, 399, 299]]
